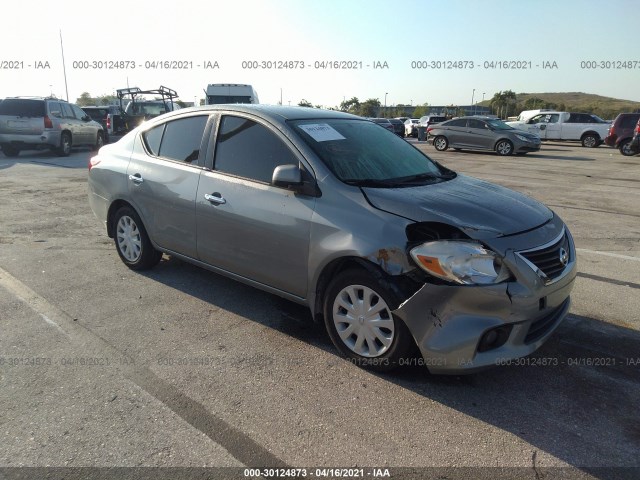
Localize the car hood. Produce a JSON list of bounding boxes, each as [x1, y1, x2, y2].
[[362, 174, 552, 239]]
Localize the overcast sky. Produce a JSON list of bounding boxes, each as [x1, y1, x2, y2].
[[1, 0, 637, 107]]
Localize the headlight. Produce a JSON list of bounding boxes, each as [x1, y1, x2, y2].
[[515, 134, 530, 142], [410, 241, 511, 285]]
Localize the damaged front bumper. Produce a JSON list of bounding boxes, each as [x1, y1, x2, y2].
[[392, 236, 577, 374]]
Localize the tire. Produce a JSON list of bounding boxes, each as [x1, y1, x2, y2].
[[619, 139, 634, 156], [1, 145, 20, 157], [323, 269, 412, 371], [495, 139, 514, 156], [433, 136, 448, 151], [56, 132, 72, 157], [581, 134, 599, 148], [92, 132, 104, 151], [112, 206, 162, 270]]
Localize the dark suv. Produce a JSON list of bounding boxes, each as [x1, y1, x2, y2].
[[0, 97, 104, 157], [81, 105, 127, 142], [604, 112, 640, 156]]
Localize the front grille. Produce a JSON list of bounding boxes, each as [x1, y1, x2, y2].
[[518, 230, 570, 283], [525, 298, 569, 344]]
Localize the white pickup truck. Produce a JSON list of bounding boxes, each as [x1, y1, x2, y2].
[[506, 111, 611, 147]]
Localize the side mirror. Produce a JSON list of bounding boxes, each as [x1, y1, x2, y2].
[[82, 115, 91, 122], [272, 164, 302, 188], [539, 124, 547, 131]]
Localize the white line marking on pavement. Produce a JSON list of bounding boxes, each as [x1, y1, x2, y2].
[[39, 313, 66, 334], [576, 248, 640, 262]]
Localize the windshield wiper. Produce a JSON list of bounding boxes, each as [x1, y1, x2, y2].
[[392, 172, 452, 184], [343, 178, 401, 187]]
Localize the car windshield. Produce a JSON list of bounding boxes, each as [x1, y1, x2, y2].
[[290, 119, 453, 186], [486, 119, 514, 131]]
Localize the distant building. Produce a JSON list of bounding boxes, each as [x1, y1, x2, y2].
[[377, 105, 492, 117]]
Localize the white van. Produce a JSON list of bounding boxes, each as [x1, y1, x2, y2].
[[205, 84, 259, 105]]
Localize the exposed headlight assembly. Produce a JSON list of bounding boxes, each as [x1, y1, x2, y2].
[[410, 241, 511, 285]]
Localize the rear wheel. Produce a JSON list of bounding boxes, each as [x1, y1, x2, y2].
[[56, 132, 72, 157], [495, 139, 514, 156], [323, 270, 412, 371], [433, 136, 448, 151], [581, 133, 599, 148], [92, 132, 104, 151], [619, 139, 634, 156], [113, 206, 162, 270], [1, 145, 20, 157]]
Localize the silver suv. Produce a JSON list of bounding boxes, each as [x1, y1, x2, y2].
[[0, 97, 104, 157]]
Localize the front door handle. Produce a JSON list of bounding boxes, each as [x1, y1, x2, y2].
[[204, 193, 226, 205], [128, 174, 143, 184]]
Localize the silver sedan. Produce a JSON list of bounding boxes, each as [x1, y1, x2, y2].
[[88, 105, 576, 373]]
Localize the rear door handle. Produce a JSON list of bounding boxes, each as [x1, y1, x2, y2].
[[204, 193, 226, 205], [128, 174, 143, 184]]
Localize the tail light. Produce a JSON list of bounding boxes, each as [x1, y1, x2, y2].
[[88, 157, 101, 171], [635, 123, 640, 134], [427, 127, 434, 133], [44, 115, 53, 129], [608, 125, 615, 136], [105, 115, 111, 130]]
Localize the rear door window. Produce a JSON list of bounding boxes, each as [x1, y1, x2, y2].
[[158, 115, 208, 163], [61, 104, 74, 119], [48, 102, 63, 118]]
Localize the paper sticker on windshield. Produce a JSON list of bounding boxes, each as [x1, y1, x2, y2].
[[298, 124, 346, 142]]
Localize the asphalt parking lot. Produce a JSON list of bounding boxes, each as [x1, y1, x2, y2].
[[0, 140, 639, 480]]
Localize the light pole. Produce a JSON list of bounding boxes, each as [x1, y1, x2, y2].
[[384, 92, 388, 116], [471, 89, 475, 115], [482, 92, 486, 114]]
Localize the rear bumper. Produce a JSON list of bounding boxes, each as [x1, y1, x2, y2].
[[0, 131, 60, 149]]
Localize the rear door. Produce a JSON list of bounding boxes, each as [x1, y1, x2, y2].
[[126, 114, 210, 258], [196, 114, 315, 297], [0, 99, 45, 136], [466, 118, 494, 149], [441, 118, 468, 146]]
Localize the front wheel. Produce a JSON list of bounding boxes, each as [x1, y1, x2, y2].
[[433, 136, 449, 151], [323, 270, 412, 371], [495, 139, 514, 156], [113, 206, 162, 270], [581, 134, 599, 148]]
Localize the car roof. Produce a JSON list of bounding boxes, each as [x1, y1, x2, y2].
[[174, 104, 359, 122]]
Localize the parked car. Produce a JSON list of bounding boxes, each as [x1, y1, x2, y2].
[[418, 115, 447, 128], [404, 118, 419, 137], [82, 105, 128, 142], [395, 116, 410, 124], [506, 111, 610, 147], [387, 118, 405, 137], [367, 117, 395, 133], [88, 105, 576, 374], [604, 113, 640, 156], [629, 119, 640, 155], [0, 97, 104, 157], [428, 116, 541, 155]]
